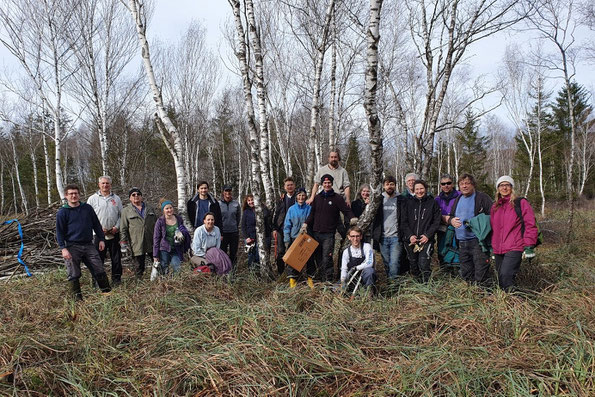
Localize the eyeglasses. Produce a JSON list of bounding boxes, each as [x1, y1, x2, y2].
[[499, 183, 512, 188], [348, 234, 362, 238], [441, 181, 453, 186], [131, 193, 141, 196]]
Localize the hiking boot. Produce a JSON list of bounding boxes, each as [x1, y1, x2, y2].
[[70, 279, 83, 301], [289, 278, 297, 288], [112, 277, 122, 288], [95, 273, 112, 293]]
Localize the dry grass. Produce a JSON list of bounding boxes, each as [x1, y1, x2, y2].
[[0, 208, 593, 396]]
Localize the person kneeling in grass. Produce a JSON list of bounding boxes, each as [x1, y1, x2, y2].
[[341, 226, 376, 294]]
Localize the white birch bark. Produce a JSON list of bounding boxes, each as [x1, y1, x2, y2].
[[125, 0, 188, 215], [42, 132, 52, 205], [27, 119, 40, 208]]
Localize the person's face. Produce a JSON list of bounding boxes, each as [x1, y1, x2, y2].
[[383, 181, 396, 195], [296, 192, 306, 204], [361, 187, 371, 199], [348, 231, 362, 247], [328, 152, 340, 167], [322, 180, 333, 191], [99, 178, 111, 194], [498, 182, 513, 197], [198, 184, 209, 198], [406, 177, 416, 191], [204, 214, 215, 230], [223, 189, 233, 201], [66, 189, 80, 206], [459, 178, 475, 196], [414, 184, 426, 199], [440, 179, 453, 193], [247, 196, 255, 207], [163, 204, 174, 216], [130, 192, 143, 205], [284, 181, 295, 195]]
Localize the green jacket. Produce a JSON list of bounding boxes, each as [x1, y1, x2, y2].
[[120, 203, 158, 256], [466, 213, 492, 253]]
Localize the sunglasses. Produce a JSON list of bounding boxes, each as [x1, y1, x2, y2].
[[131, 193, 142, 196], [441, 181, 452, 186]]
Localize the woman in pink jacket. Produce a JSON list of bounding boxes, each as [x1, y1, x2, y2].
[[490, 176, 538, 291]]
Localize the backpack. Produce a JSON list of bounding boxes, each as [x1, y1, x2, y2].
[[513, 198, 544, 247]]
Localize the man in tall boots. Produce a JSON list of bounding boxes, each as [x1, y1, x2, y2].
[[57, 184, 111, 300]]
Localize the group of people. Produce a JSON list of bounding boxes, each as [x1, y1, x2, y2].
[[56, 150, 539, 301]]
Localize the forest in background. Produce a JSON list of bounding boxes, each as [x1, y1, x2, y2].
[[0, 0, 593, 221]]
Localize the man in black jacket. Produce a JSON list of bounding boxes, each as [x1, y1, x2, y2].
[[446, 173, 493, 285], [186, 181, 223, 230], [272, 177, 296, 275], [305, 174, 355, 282]]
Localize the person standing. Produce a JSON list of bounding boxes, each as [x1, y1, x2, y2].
[[490, 176, 538, 291], [56, 184, 111, 300], [87, 176, 123, 286], [307, 150, 351, 206], [241, 194, 271, 268], [272, 177, 296, 275], [153, 199, 191, 275], [447, 173, 493, 285], [186, 181, 223, 230], [283, 188, 313, 288], [372, 176, 404, 283], [401, 180, 441, 283], [219, 184, 241, 266], [400, 173, 419, 197], [305, 174, 355, 282], [435, 174, 461, 271], [120, 188, 158, 280]]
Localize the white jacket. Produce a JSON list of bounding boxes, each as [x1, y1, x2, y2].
[[87, 191, 123, 240]]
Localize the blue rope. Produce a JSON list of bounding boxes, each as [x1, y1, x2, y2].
[[2, 219, 32, 277]]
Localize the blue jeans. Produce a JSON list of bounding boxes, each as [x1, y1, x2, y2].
[[159, 250, 181, 275], [380, 236, 402, 280]]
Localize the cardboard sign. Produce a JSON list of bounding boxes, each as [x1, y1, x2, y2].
[[283, 233, 319, 272]]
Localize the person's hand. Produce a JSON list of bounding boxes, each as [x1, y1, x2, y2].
[[419, 235, 429, 245], [409, 235, 417, 245], [272, 230, 277, 239], [111, 226, 118, 235], [120, 241, 129, 254], [523, 246, 536, 259], [364, 197, 370, 204], [349, 217, 358, 226], [451, 217, 462, 228], [61, 248, 72, 260], [306, 198, 313, 205], [345, 198, 351, 207], [98, 241, 105, 251], [300, 223, 308, 234]]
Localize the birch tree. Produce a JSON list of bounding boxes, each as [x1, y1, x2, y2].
[[123, 0, 189, 216]]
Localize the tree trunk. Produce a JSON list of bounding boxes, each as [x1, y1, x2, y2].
[[42, 133, 52, 205], [11, 137, 30, 215], [27, 122, 40, 209]]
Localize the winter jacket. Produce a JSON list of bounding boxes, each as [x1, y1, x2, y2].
[[401, 194, 441, 243], [305, 189, 355, 233], [371, 194, 405, 242], [120, 203, 158, 256], [191, 225, 221, 257], [490, 196, 538, 254], [56, 202, 105, 248], [436, 190, 461, 216], [272, 193, 296, 232], [219, 199, 241, 233], [87, 191, 123, 239], [241, 206, 272, 240], [351, 198, 367, 218], [283, 202, 312, 242], [152, 215, 191, 258], [186, 193, 223, 229]]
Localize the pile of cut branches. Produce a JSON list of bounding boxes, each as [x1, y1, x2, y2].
[[0, 203, 62, 278]]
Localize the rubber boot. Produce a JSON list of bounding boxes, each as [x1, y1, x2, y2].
[[289, 278, 297, 288], [307, 277, 314, 290], [70, 279, 83, 301], [95, 273, 112, 293]]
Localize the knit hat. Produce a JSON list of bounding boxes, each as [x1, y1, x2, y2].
[[320, 174, 334, 184], [296, 187, 307, 196], [496, 175, 514, 188], [128, 187, 142, 197]]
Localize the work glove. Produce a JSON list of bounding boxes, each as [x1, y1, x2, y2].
[[150, 261, 161, 281], [299, 224, 308, 234], [349, 217, 358, 226], [120, 241, 129, 254], [522, 246, 536, 259], [174, 230, 184, 245]]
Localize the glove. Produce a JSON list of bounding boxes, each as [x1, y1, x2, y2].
[[150, 261, 161, 281], [523, 246, 535, 259], [174, 230, 184, 245], [120, 241, 129, 254], [349, 217, 358, 226], [299, 224, 308, 234]]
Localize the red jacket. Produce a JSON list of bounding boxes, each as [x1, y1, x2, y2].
[[490, 196, 538, 254]]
